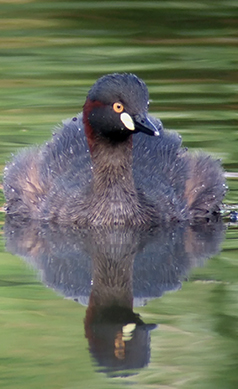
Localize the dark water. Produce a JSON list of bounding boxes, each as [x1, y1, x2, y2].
[[0, 1, 238, 388]]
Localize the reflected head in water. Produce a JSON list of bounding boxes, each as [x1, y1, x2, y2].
[[4, 216, 225, 374], [85, 304, 157, 374]]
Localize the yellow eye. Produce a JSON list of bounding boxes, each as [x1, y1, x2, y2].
[[113, 102, 124, 113]]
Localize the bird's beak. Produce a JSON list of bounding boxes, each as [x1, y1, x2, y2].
[[120, 112, 162, 136], [134, 114, 161, 136]]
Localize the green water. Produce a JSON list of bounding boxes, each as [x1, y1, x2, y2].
[[0, 1, 238, 388]]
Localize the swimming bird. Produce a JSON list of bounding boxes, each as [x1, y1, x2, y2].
[[3, 73, 227, 226]]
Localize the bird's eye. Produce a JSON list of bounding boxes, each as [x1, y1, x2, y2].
[[113, 102, 124, 113]]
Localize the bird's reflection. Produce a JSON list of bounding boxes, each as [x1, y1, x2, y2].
[[4, 216, 225, 374]]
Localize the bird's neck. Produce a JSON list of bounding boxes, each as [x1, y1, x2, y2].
[[86, 135, 148, 226], [90, 136, 135, 194]]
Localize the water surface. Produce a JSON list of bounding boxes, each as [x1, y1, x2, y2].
[[0, 1, 238, 388]]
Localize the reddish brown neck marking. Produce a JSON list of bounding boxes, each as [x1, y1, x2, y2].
[[83, 98, 105, 153]]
